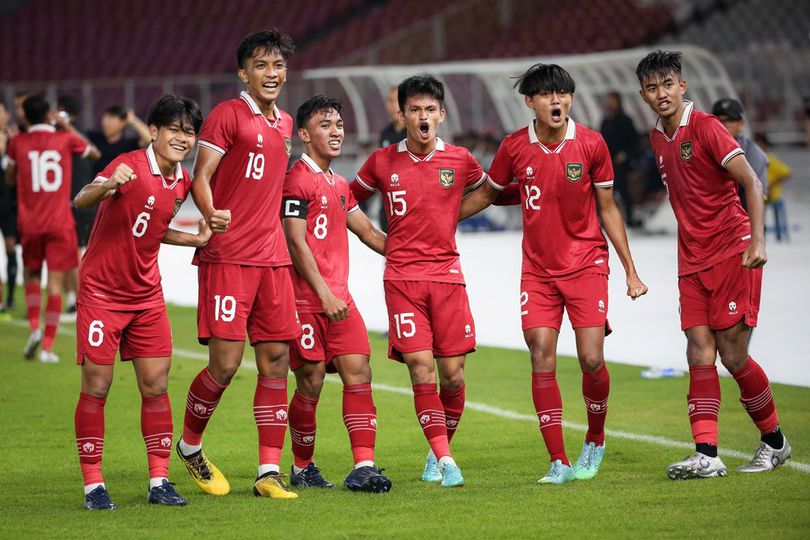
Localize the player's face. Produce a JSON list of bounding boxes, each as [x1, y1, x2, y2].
[[401, 95, 445, 146], [299, 109, 344, 160], [239, 48, 287, 107], [150, 120, 197, 167], [525, 90, 573, 131], [639, 72, 686, 120]]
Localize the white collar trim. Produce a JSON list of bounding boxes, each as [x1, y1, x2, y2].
[[301, 152, 335, 180], [655, 100, 694, 138], [29, 124, 56, 133], [146, 144, 183, 188], [527, 118, 576, 154], [240, 91, 281, 126], [397, 137, 445, 162]]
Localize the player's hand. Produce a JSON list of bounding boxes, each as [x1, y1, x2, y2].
[[207, 209, 231, 233], [743, 239, 767, 269], [105, 163, 136, 190], [54, 111, 70, 129], [321, 293, 349, 322], [626, 273, 648, 300], [196, 218, 212, 247]]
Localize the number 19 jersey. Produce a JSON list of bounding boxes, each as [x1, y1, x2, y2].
[[351, 138, 486, 284], [195, 91, 292, 267]]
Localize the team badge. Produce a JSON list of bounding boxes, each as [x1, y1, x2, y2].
[[340, 195, 346, 211], [566, 162, 583, 183], [173, 198, 183, 217], [680, 141, 693, 161], [439, 168, 455, 188], [284, 137, 292, 156]]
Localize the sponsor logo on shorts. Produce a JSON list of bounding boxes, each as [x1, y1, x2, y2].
[[465, 324, 474, 338], [598, 299, 605, 313], [680, 141, 693, 161], [566, 162, 583, 182], [728, 301, 738, 315]]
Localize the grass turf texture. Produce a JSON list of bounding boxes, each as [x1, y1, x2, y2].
[[1, 299, 809, 539]]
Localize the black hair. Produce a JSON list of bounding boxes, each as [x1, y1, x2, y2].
[[22, 94, 50, 125], [296, 95, 343, 130], [513, 63, 575, 97], [146, 95, 203, 135], [103, 105, 128, 119], [636, 50, 682, 84], [237, 28, 295, 69], [57, 94, 80, 116], [397, 75, 444, 112]]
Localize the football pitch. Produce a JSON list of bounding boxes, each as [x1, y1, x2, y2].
[[1, 300, 809, 539]]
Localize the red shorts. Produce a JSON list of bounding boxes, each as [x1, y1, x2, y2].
[[21, 228, 78, 272], [76, 303, 173, 364], [383, 280, 476, 361], [197, 262, 300, 345], [520, 272, 611, 333], [679, 254, 762, 331], [289, 308, 371, 372]]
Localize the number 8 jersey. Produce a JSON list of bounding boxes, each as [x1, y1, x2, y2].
[[78, 146, 191, 310], [195, 91, 293, 267]]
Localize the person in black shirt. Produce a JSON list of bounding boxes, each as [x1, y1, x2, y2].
[[87, 105, 150, 176], [600, 91, 640, 227]]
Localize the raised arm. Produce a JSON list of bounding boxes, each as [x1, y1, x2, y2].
[[726, 154, 767, 268], [74, 163, 135, 208], [283, 216, 348, 322], [55, 113, 101, 161], [127, 110, 153, 148], [347, 208, 386, 256], [191, 146, 231, 232], [595, 187, 648, 299]]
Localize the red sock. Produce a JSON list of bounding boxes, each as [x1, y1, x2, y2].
[[412, 383, 450, 460], [289, 390, 318, 468], [532, 371, 568, 464], [688, 365, 721, 446], [182, 368, 228, 446], [25, 282, 41, 332], [75, 393, 106, 486], [343, 383, 376, 464], [254, 376, 288, 467], [42, 294, 61, 352], [733, 357, 779, 434], [439, 383, 465, 443], [142, 393, 173, 479], [582, 364, 610, 446]]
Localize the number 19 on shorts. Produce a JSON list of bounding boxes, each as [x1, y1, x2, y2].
[[214, 295, 236, 322]]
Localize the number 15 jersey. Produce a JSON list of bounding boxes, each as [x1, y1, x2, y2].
[[195, 91, 293, 267], [351, 138, 486, 284]]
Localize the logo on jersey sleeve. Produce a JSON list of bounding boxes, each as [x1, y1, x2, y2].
[[284, 137, 292, 156], [680, 141, 693, 161], [173, 198, 183, 217], [565, 162, 583, 183], [439, 168, 455, 188]]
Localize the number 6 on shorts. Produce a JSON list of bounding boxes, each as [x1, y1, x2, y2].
[[88, 320, 105, 347]]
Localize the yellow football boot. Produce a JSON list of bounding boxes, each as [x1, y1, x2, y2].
[[176, 443, 230, 495], [253, 472, 299, 499]]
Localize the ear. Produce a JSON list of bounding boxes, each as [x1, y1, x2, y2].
[[149, 125, 159, 142], [298, 127, 310, 144], [438, 108, 446, 124], [524, 95, 534, 110], [679, 78, 687, 95], [237, 67, 249, 85]]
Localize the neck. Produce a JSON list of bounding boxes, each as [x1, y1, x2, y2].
[[661, 102, 686, 135], [307, 151, 332, 174], [154, 150, 177, 178], [534, 118, 566, 144], [406, 135, 436, 155], [248, 91, 276, 119]]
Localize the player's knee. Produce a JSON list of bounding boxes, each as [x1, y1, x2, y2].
[[138, 374, 169, 397], [439, 370, 464, 391], [83, 377, 112, 398], [718, 349, 747, 374], [578, 352, 604, 372], [209, 362, 239, 385], [529, 346, 556, 371], [408, 363, 435, 384], [296, 371, 324, 397]]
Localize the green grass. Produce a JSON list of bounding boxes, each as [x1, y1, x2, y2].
[[1, 297, 809, 539]]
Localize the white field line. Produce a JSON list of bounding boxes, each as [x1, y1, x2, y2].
[[5, 319, 806, 474]]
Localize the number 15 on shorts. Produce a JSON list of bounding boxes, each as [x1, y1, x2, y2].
[[393, 312, 415, 339]]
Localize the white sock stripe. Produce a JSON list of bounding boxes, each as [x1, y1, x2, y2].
[[740, 388, 773, 408], [187, 391, 220, 406], [253, 405, 288, 409], [343, 413, 376, 419], [345, 426, 377, 433]]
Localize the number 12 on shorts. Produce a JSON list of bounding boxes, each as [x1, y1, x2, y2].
[[393, 312, 415, 339]]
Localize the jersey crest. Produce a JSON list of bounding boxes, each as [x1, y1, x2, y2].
[[566, 162, 583, 183], [439, 168, 455, 188], [680, 141, 693, 161]]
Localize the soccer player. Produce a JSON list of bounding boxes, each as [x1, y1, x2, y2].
[[176, 29, 300, 500], [4, 94, 100, 362], [282, 95, 391, 493], [460, 63, 648, 484], [72, 95, 208, 510], [635, 50, 790, 479], [351, 75, 488, 488]]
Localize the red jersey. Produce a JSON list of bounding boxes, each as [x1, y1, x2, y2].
[[282, 154, 359, 313], [351, 138, 486, 284], [195, 91, 292, 266], [488, 119, 614, 281], [6, 124, 90, 235], [649, 101, 749, 276], [78, 146, 191, 310]]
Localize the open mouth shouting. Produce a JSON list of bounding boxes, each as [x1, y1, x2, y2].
[[418, 121, 430, 139], [550, 107, 563, 123]]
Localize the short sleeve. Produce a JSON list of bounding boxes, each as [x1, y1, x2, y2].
[[197, 102, 237, 155], [68, 132, 90, 157], [464, 149, 486, 189], [346, 184, 360, 213], [487, 139, 514, 190], [700, 116, 743, 168], [591, 135, 615, 188], [351, 151, 380, 202]]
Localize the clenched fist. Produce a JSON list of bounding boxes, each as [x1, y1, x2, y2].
[[105, 163, 136, 190]]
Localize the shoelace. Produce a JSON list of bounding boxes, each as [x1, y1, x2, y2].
[[749, 443, 772, 466], [578, 448, 593, 469], [188, 453, 213, 480]]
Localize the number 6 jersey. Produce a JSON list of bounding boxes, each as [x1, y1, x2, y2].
[[78, 146, 191, 310]]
